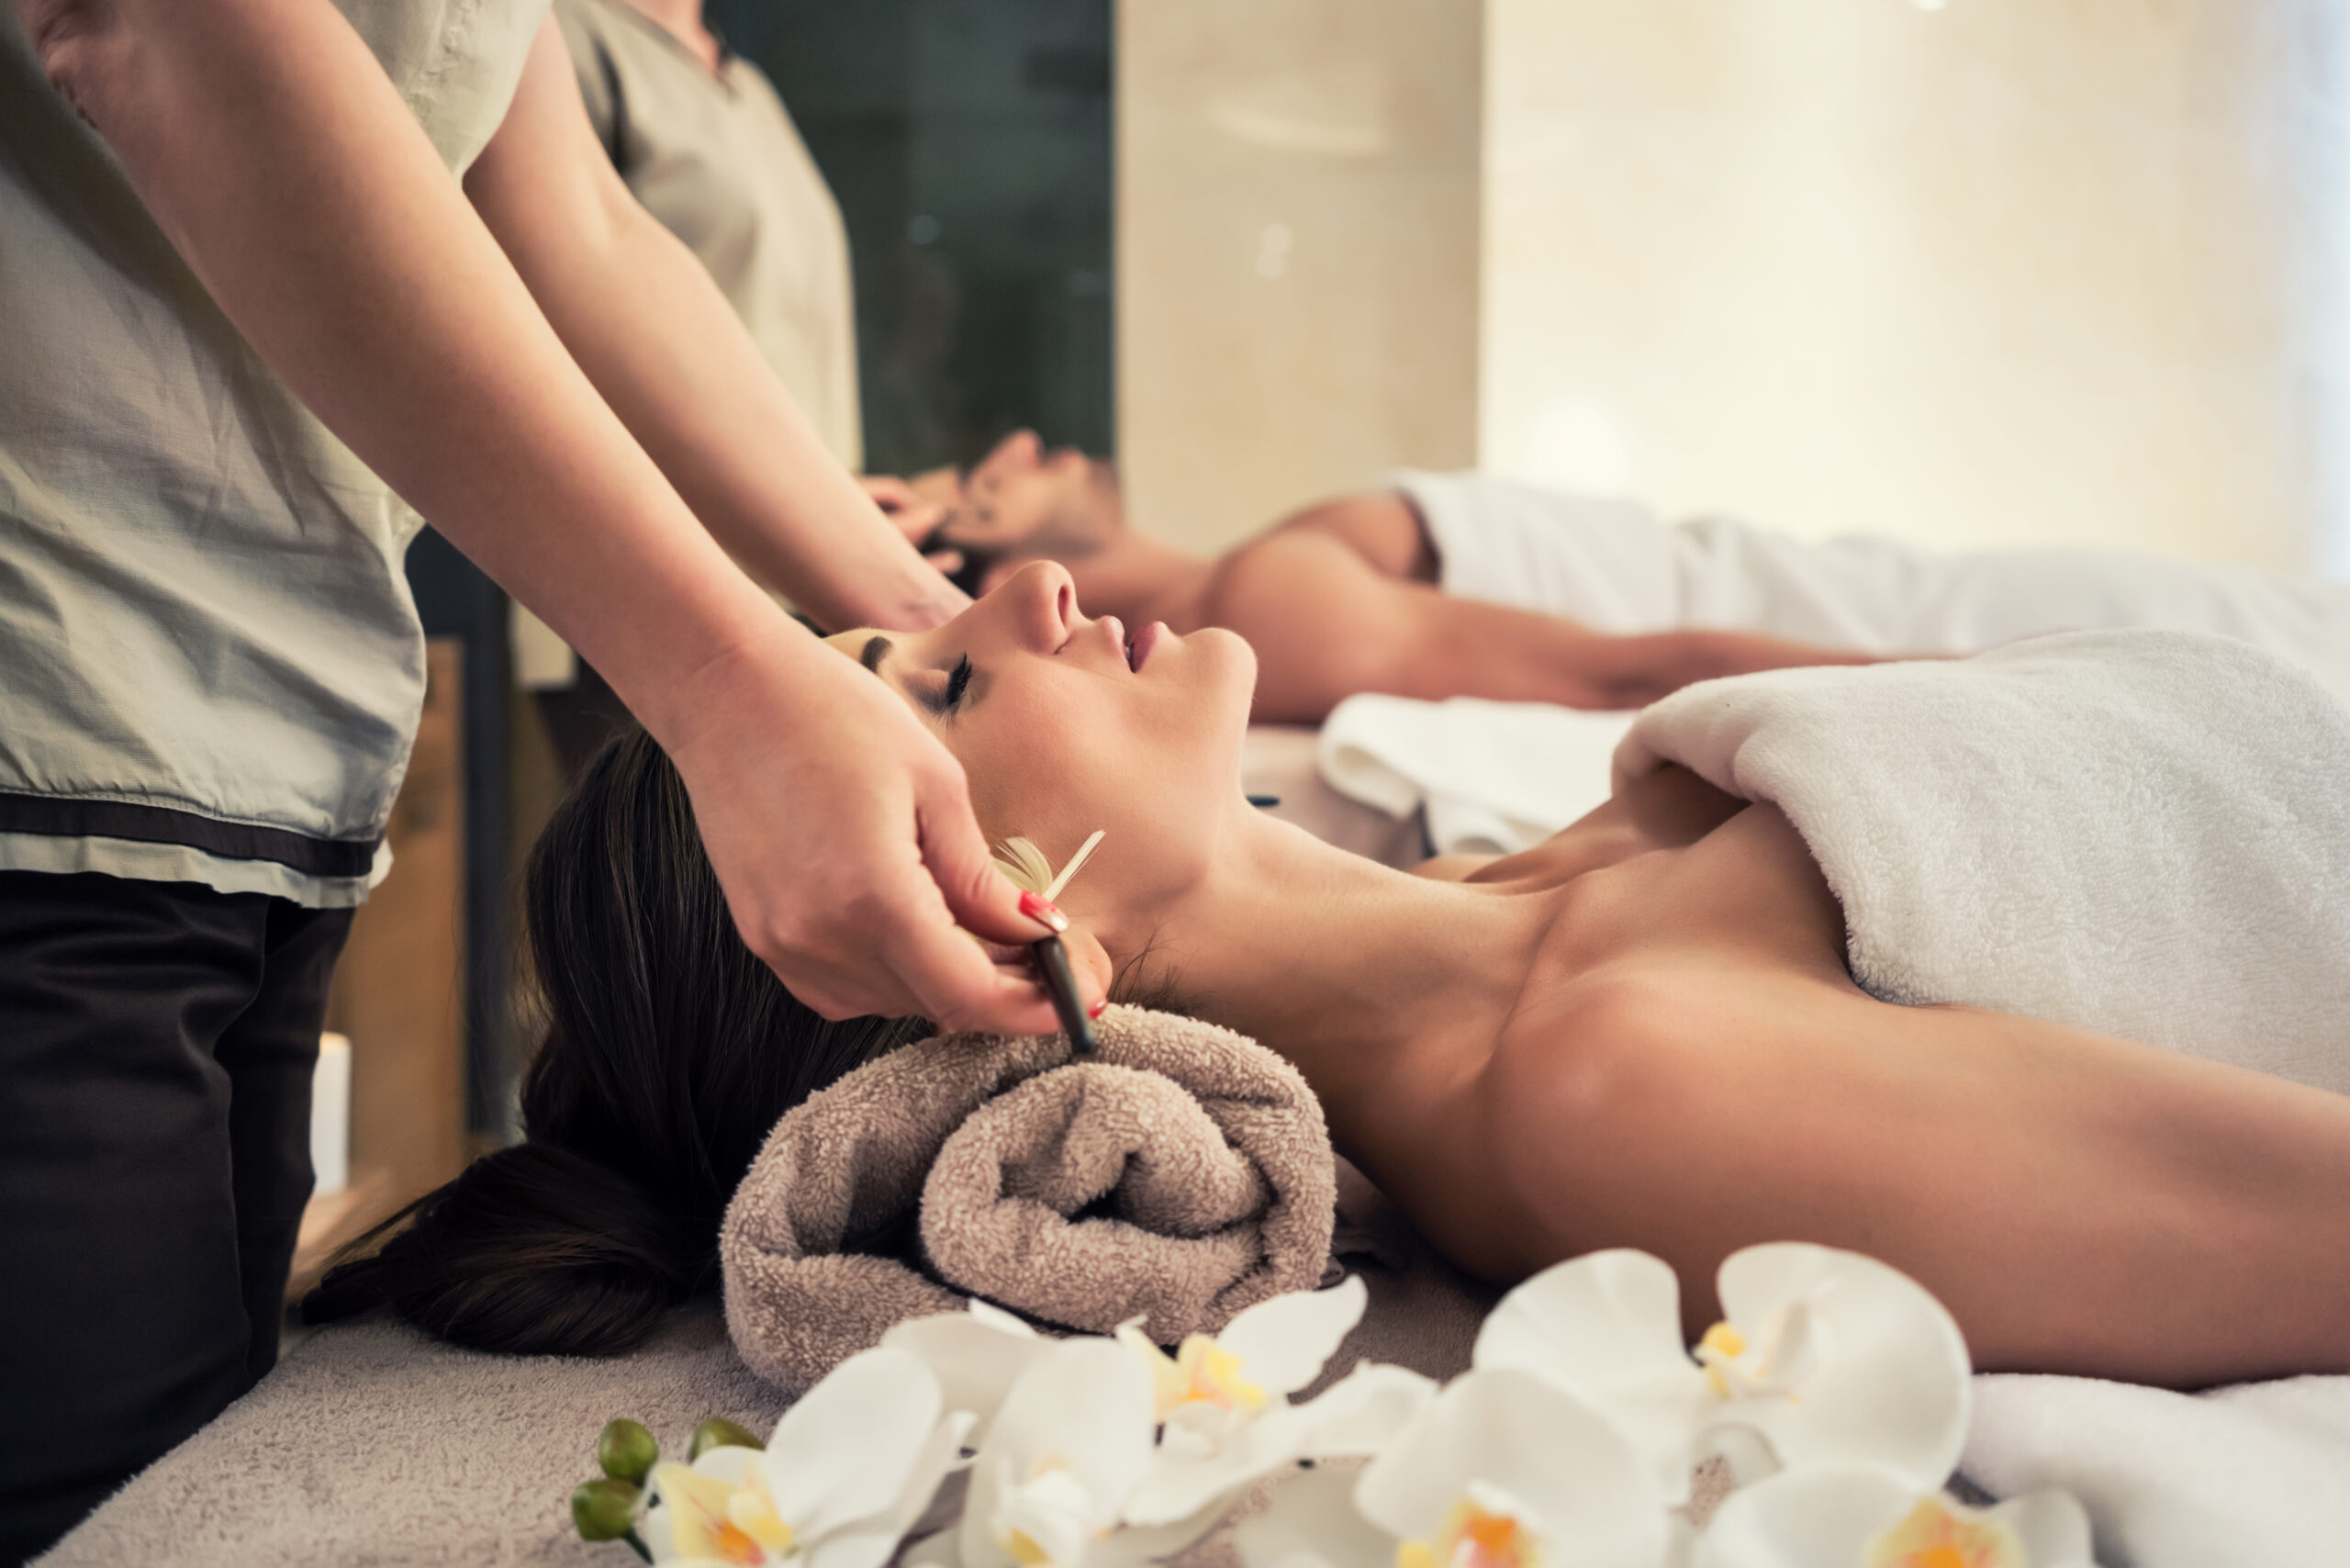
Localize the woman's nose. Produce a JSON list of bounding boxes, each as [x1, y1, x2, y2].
[[998, 559, 1076, 650]]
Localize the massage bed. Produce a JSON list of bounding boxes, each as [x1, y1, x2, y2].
[[49, 629, 2350, 1565]]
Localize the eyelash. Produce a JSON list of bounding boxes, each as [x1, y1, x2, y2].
[[943, 655, 974, 711]]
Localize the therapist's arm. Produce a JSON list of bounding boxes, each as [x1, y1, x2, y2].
[[20, 0, 1075, 1031], [462, 24, 959, 637]]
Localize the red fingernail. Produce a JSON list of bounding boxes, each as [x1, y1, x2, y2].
[[1088, 1001, 1107, 1020], [1019, 890, 1069, 933]]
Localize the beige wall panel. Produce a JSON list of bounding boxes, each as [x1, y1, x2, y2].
[[1117, 0, 1483, 553], [1482, 0, 2350, 570]]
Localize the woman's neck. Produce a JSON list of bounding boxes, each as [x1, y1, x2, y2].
[[1092, 806, 1558, 1134], [622, 0, 722, 73]]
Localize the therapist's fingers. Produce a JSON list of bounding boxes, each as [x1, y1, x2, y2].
[[908, 763, 1105, 1026], [858, 474, 946, 547]]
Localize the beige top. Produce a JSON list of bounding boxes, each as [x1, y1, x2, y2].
[[557, 0, 861, 468], [0, 0, 547, 906]]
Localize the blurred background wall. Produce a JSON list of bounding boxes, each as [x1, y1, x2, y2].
[[713, 0, 1113, 474], [1115, 0, 1483, 553], [1123, 0, 2350, 574]]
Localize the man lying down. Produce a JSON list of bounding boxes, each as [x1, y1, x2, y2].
[[890, 431, 2350, 721]]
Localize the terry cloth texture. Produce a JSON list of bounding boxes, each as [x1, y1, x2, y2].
[[721, 1005, 1336, 1394], [1617, 627, 2350, 1092], [46, 1211, 2349, 1566], [37, 1220, 1498, 1568], [1393, 468, 2350, 699]]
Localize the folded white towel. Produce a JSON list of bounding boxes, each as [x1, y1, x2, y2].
[[1616, 628, 2350, 1092], [1316, 694, 1635, 856]]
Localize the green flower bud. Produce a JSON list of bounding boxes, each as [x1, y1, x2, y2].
[[688, 1417, 765, 1461], [571, 1478, 642, 1542], [598, 1417, 658, 1484]]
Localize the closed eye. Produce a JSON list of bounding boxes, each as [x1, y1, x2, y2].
[[944, 654, 975, 711]]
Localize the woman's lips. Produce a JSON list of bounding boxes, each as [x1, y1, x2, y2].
[[1126, 621, 1164, 672]]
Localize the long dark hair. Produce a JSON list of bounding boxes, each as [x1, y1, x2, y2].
[[305, 725, 926, 1354]]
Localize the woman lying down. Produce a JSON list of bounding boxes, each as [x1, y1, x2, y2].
[[314, 563, 2350, 1387]]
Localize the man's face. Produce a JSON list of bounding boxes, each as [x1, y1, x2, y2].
[[909, 430, 1125, 582]]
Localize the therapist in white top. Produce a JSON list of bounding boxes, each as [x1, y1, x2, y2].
[[0, 0, 1087, 1556], [555, 0, 862, 468]]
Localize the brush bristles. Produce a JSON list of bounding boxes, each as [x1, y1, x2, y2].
[[993, 829, 1106, 901]]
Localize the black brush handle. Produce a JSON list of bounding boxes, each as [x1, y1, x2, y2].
[[1030, 934, 1097, 1054]]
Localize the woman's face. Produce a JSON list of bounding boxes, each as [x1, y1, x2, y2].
[[824, 562, 1257, 920]]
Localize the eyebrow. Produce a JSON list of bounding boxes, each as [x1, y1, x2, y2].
[[859, 634, 891, 674]]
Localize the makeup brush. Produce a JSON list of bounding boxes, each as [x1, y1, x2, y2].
[[1020, 829, 1104, 1054]]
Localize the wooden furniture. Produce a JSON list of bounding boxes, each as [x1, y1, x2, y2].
[[288, 637, 469, 1297]]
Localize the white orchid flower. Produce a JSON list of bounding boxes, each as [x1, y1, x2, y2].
[[950, 1336, 1159, 1568], [1116, 1276, 1438, 1529], [884, 1298, 1055, 1449], [1236, 1368, 1669, 1568], [1473, 1245, 1970, 1504], [641, 1347, 972, 1568], [1692, 1462, 2096, 1568]]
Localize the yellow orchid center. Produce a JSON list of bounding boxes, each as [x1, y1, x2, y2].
[[1006, 1529, 1054, 1566], [654, 1461, 793, 1566], [1134, 1333, 1269, 1419], [1396, 1499, 1536, 1568], [1864, 1497, 2026, 1568], [728, 1477, 795, 1558], [1696, 1322, 1746, 1398], [1694, 1316, 1807, 1404]]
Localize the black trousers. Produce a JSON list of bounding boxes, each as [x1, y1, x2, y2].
[[0, 871, 352, 1564]]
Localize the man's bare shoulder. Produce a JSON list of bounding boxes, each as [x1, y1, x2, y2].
[[1261, 490, 1437, 582]]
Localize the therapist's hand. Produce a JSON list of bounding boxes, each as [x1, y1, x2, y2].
[[656, 617, 1090, 1033], [859, 474, 966, 580]]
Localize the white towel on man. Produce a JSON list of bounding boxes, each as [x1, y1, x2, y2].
[[1614, 628, 2350, 1568], [1393, 468, 2350, 699]]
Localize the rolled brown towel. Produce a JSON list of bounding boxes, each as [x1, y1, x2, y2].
[[720, 1005, 1336, 1394]]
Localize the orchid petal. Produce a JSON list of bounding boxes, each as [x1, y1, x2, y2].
[[639, 1503, 678, 1562], [1694, 1463, 2086, 1568], [959, 1338, 1156, 1568], [1293, 1362, 1438, 1459], [1124, 1403, 1314, 1527], [690, 1443, 762, 1486], [650, 1461, 763, 1564], [1214, 1277, 1369, 1397], [885, 1309, 1053, 1449], [763, 1347, 945, 1542], [1354, 1368, 1667, 1568], [1713, 1245, 1971, 1491], [811, 1412, 979, 1568], [1472, 1249, 1711, 1502], [1089, 1503, 1230, 1568], [1691, 1462, 1919, 1568], [1236, 1465, 1394, 1568]]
